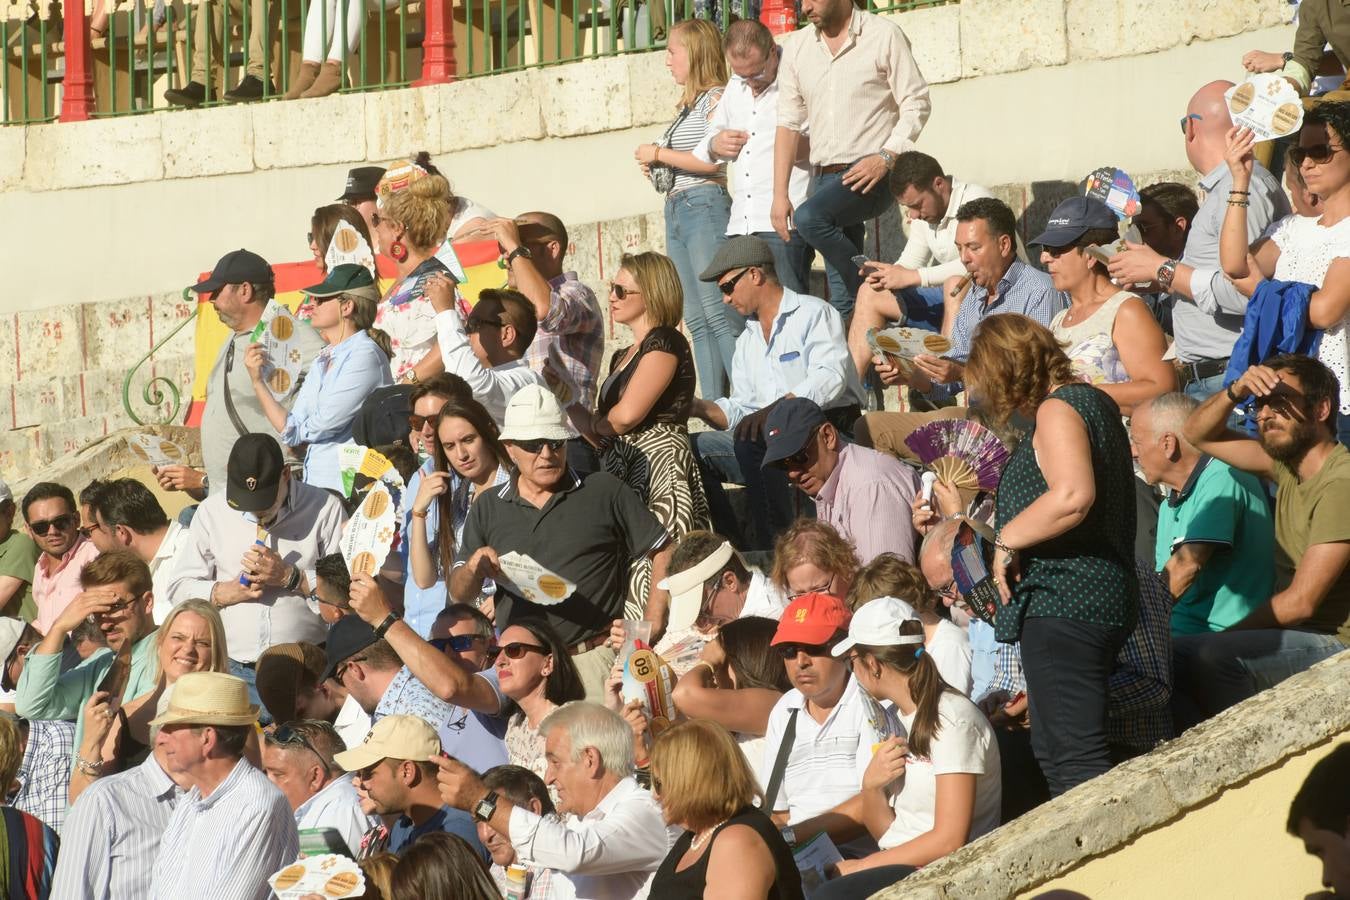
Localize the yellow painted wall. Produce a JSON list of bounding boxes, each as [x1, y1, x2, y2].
[[1022, 736, 1347, 899]]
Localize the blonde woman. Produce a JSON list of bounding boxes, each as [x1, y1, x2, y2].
[[649, 719, 804, 899], [73, 599, 228, 803], [634, 19, 737, 396], [373, 163, 455, 383], [245, 264, 394, 493], [572, 251, 710, 616]]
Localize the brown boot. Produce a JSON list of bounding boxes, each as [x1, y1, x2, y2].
[[301, 61, 343, 99], [284, 61, 320, 100]]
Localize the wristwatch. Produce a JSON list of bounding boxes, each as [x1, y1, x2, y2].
[[373, 612, 401, 638], [878, 149, 896, 170], [1156, 258, 1178, 291], [1283, 51, 1295, 64], [473, 790, 500, 823], [505, 246, 533, 266]]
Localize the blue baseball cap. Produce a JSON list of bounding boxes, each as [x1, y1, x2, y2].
[[761, 397, 829, 469], [1029, 196, 1118, 247]]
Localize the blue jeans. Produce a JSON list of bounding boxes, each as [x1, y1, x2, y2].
[[898, 285, 946, 332], [752, 229, 814, 295], [229, 658, 273, 726], [1172, 628, 1344, 721], [691, 429, 800, 551], [812, 865, 916, 899], [792, 168, 893, 318], [666, 184, 739, 397]]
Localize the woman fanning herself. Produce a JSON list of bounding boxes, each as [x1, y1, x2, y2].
[[245, 264, 393, 493], [969, 314, 1137, 797], [1220, 104, 1350, 442], [408, 397, 512, 610], [1033, 196, 1175, 416], [634, 19, 738, 396], [73, 599, 228, 802], [815, 599, 999, 898], [650, 719, 805, 900], [572, 251, 710, 614]]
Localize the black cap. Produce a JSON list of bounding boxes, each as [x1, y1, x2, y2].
[[322, 615, 379, 681], [761, 397, 829, 468], [337, 166, 387, 203], [1029, 197, 1118, 248], [191, 249, 274, 295], [226, 434, 285, 513]]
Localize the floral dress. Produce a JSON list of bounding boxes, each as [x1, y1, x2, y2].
[[375, 256, 449, 381]]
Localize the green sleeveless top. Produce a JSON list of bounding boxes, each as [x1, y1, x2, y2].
[[993, 383, 1139, 642]]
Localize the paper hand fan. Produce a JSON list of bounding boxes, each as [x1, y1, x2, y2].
[[903, 419, 1009, 492]]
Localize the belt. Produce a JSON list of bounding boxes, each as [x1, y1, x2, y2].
[[567, 633, 610, 657], [1173, 356, 1230, 385], [818, 163, 852, 174]]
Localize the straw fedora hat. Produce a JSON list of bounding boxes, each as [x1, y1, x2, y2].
[[149, 672, 260, 728]]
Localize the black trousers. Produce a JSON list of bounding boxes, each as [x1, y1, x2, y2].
[[1021, 616, 1128, 797]]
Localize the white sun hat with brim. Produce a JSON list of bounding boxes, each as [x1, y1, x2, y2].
[[659, 541, 735, 631], [148, 671, 260, 728], [498, 384, 576, 443], [832, 596, 926, 657]]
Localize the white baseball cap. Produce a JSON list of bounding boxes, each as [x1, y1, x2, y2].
[[659, 541, 734, 631], [831, 596, 925, 657], [0, 618, 24, 667], [499, 384, 576, 443]]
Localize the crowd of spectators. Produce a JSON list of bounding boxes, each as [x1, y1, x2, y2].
[[2, 1, 1350, 897]]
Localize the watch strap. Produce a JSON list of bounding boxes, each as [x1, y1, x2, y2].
[[373, 612, 400, 638], [473, 790, 499, 822]]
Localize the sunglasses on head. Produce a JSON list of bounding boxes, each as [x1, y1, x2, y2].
[[1290, 143, 1344, 167], [718, 268, 751, 296], [29, 514, 76, 535], [609, 283, 642, 300], [465, 317, 505, 335], [265, 724, 330, 770], [497, 641, 548, 660], [512, 438, 565, 455], [774, 639, 838, 660]]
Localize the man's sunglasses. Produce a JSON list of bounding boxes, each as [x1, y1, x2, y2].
[[718, 268, 751, 296], [29, 514, 76, 535], [772, 427, 821, 470], [430, 634, 497, 657], [497, 641, 548, 660], [332, 656, 366, 683], [1290, 143, 1344, 168], [465, 317, 505, 335], [265, 724, 330, 771], [305, 590, 350, 618], [84, 594, 139, 624], [1178, 112, 1202, 135], [511, 438, 565, 455], [774, 640, 839, 660]]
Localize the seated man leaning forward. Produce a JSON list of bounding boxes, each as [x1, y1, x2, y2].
[[690, 236, 866, 553], [452, 385, 673, 701], [1181, 354, 1350, 716]]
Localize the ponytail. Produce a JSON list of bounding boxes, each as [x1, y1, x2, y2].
[[858, 620, 950, 759], [367, 327, 394, 360]]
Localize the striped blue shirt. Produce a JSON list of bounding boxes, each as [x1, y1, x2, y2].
[[51, 753, 183, 900], [928, 261, 1066, 403], [151, 758, 298, 900]]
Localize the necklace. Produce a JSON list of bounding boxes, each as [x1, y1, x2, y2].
[[690, 818, 728, 852]]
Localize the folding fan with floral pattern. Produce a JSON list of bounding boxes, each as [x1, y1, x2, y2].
[[903, 419, 1010, 492]]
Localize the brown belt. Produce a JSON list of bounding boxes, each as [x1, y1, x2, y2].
[[818, 163, 851, 174], [567, 632, 610, 656]]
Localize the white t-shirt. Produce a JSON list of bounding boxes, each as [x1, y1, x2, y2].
[[880, 691, 1001, 850], [447, 196, 496, 239], [1271, 213, 1350, 413], [927, 619, 973, 697]]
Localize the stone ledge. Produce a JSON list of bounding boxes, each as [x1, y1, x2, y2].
[[9, 425, 203, 501], [874, 651, 1350, 899], [0, 127, 25, 192], [23, 114, 165, 190]]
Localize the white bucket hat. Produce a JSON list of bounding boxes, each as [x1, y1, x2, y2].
[[832, 596, 926, 657], [499, 384, 576, 443]]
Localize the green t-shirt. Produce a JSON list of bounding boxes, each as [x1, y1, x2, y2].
[[0, 529, 39, 623], [1273, 443, 1350, 645], [1156, 457, 1275, 635]]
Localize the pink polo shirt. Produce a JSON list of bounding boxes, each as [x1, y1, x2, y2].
[[814, 443, 922, 566], [32, 536, 100, 635]]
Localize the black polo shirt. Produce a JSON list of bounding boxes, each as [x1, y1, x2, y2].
[[457, 469, 669, 647]]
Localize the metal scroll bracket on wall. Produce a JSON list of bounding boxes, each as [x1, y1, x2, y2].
[[121, 289, 198, 426]]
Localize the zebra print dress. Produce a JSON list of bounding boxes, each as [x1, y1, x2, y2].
[[596, 326, 711, 618]]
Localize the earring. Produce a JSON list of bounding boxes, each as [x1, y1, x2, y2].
[[390, 240, 408, 263]]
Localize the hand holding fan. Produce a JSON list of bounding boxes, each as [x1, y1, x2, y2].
[[903, 419, 1009, 492]]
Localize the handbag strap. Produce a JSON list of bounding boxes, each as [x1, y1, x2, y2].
[[657, 91, 704, 147], [220, 338, 251, 439], [763, 707, 799, 813]]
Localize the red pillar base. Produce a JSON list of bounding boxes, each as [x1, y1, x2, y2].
[[61, 2, 96, 121], [414, 0, 458, 86]]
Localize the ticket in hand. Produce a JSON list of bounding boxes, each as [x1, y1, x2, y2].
[[1226, 74, 1304, 141], [867, 327, 952, 366], [496, 552, 575, 606], [269, 853, 365, 899], [126, 433, 188, 467], [340, 484, 397, 578]]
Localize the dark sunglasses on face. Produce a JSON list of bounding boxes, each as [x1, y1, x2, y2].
[[512, 438, 565, 455], [498, 641, 548, 660], [609, 283, 642, 300], [1290, 143, 1343, 167], [774, 640, 837, 660], [1042, 244, 1082, 259], [29, 514, 76, 535], [332, 656, 366, 684], [430, 634, 490, 654], [773, 427, 821, 470], [718, 268, 751, 296], [408, 413, 435, 432], [465, 317, 506, 335]]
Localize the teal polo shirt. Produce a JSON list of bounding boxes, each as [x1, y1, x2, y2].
[[1156, 456, 1275, 635]]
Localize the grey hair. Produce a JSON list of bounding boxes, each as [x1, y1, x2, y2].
[[1140, 391, 1199, 442], [918, 517, 960, 569], [539, 702, 635, 778]]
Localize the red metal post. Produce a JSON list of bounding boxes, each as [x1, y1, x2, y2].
[[759, 0, 796, 35], [61, 0, 97, 121], [414, 0, 457, 86]]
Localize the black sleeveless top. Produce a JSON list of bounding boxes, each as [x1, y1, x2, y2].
[[651, 805, 805, 900], [595, 326, 696, 428]]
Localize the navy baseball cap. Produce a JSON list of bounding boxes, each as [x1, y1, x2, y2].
[[761, 397, 829, 469], [1029, 197, 1118, 248], [191, 249, 273, 294], [322, 614, 378, 682]]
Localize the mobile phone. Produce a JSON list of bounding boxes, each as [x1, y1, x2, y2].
[[851, 254, 871, 270]]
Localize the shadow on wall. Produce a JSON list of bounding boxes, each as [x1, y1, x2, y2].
[[1020, 180, 1079, 253]]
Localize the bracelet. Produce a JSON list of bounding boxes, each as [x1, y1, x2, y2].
[[411, 508, 430, 519], [994, 536, 1015, 555], [373, 612, 401, 639], [690, 660, 717, 681], [1225, 382, 1243, 403], [1228, 189, 1251, 195], [1227, 199, 1250, 208], [75, 755, 103, 777], [284, 565, 302, 592], [653, 145, 660, 164]]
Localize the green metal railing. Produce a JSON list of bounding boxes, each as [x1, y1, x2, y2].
[[2, 0, 953, 124], [122, 289, 197, 425]]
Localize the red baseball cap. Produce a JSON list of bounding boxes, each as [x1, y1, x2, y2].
[[772, 593, 853, 646]]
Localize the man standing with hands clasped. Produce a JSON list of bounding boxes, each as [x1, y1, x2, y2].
[[772, 0, 930, 318]]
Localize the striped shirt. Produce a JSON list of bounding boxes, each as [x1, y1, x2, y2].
[[151, 758, 299, 900], [986, 559, 1174, 752], [0, 806, 57, 899], [51, 753, 183, 900], [14, 720, 73, 835], [665, 90, 725, 195], [927, 261, 1065, 404]]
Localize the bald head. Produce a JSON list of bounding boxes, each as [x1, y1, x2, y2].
[[1185, 80, 1236, 173], [918, 518, 960, 592]]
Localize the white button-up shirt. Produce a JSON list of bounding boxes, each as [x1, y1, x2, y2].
[[295, 775, 377, 858], [150, 520, 192, 625], [693, 68, 812, 236], [51, 753, 184, 900], [508, 776, 676, 900], [334, 692, 372, 749], [151, 758, 299, 900], [165, 481, 347, 662], [896, 179, 995, 287], [435, 309, 548, 425], [714, 288, 866, 429]]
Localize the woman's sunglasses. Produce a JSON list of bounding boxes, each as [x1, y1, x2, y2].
[[497, 641, 548, 660], [609, 283, 642, 300], [1290, 143, 1344, 168]]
